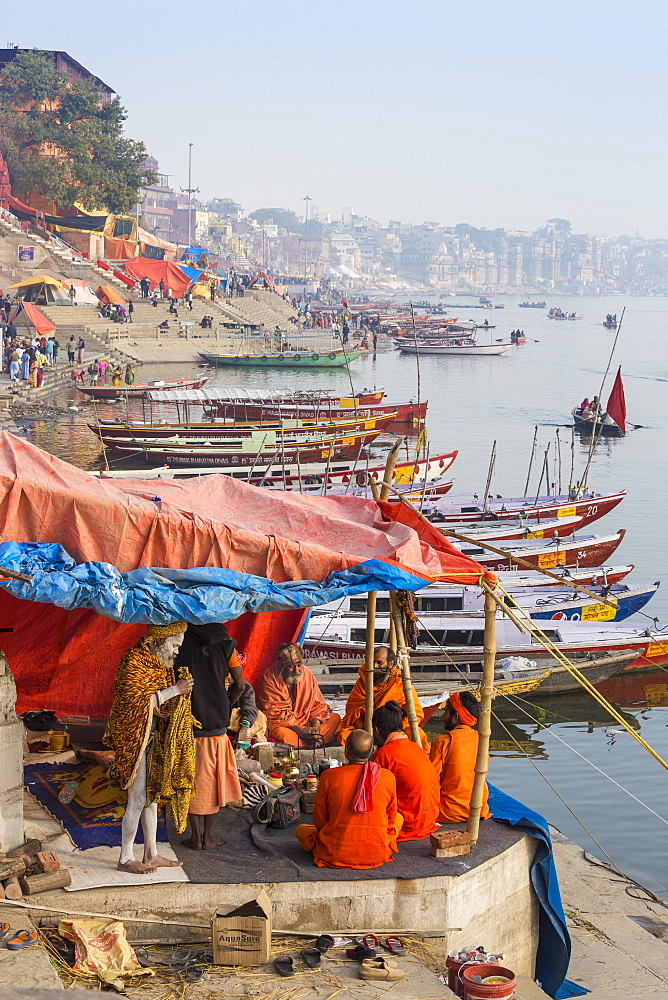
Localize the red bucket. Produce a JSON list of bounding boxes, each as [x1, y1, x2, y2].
[[446, 958, 499, 997], [461, 963, 516, 1000]]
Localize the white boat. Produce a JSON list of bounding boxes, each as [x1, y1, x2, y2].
[[396, 337, 513, 356]]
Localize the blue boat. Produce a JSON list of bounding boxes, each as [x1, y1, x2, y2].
[[527, 583, 660, 622]]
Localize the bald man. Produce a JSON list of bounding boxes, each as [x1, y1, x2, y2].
[[295, 730, 399, 869]]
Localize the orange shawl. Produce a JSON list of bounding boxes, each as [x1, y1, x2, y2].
[[340, 663, 424, 738], [257, 663, 332, 730]]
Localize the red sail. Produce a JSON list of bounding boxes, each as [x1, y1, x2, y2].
[[606, 366, 626, 433]]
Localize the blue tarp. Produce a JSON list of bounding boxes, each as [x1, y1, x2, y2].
[[488, 785, 587, 998], [177, 264, 204, 283], [0, 542, 432, 625]]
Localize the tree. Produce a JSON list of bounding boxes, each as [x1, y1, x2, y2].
[[0, 50, 155, 213]]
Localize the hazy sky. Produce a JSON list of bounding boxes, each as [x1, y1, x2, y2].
[[4, 1, 667, 235]]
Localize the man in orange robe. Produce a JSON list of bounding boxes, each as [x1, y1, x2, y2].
[[339, 646, 428, 749], [429, 691, 491, 824], [295, 729, 399, 868], [257, 642, 341, 747], [372, 700, 440, 841]]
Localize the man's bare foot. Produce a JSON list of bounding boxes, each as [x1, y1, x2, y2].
[[182, 837, 203, 850], [202, 836, 225, 850], [143, 854, 181, 867], [117, 860, 156, 874]]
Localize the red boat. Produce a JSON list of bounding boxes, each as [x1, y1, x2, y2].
[[286, 449, 459, 488], [459, 529, 626, 571], [77, 377, 209, 399], [440, 514, 585, 542], [208, 399, 427, 425], [425, 490, 627, 529]]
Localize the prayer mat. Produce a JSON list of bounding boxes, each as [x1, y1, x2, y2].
[[168, 806, 523, 883], [24, 761, 167, 850]]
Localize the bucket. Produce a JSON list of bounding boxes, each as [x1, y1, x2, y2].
[[461, 963, 516, 999], [447, 958, 499, 997], [49, 730, 70, 752]]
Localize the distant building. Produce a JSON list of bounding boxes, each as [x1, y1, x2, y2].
[[0, 47, 115, 100]]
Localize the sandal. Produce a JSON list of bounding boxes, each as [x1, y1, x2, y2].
[[274, 956, 295, 977], [360, 958, 405, 982], [382, 936, 407, 956], [314, 934, 335, 954], [300, 947, 322, 968], [346, 943, 376, 961], [7, 931, 39, 950], [362, 933, 380, 950]]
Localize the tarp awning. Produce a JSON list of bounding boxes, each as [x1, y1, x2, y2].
[[123, 259, 194, 297], [96, 285, 126, 305], [0, 433, 489, 717], [8, 275, 62, 290], [10, 301, 56, 335]]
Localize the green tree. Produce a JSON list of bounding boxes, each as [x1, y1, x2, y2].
[[0, 50, 155, 213]]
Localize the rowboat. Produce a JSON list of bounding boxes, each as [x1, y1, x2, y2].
[[272, 478, 456, 501], [94, 426, 385, 466], [495, 565, 635, 587], [572, 407, 624, 437], [90, 410, 399, 443], [456, 529, 626, 571], [206, 399, 427, 425], [396, 338, 513, 357], [77, 377, 209, 399], [310, 581, 660, 624], [435, 514, 585, 541], [518, 301, 546, 308], [304, 612, 656, 675], [198, 349, 362, 368], [423, 489, 627, 527]]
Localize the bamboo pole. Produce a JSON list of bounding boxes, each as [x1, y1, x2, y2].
[[482, 440, 496, 510], [467, 583, 496, 845], [523, 426, 538, 496], [364, 440, 403, 734], [389, 596, 421, 744]]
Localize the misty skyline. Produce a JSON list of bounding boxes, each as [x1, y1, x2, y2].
[[3, 0, 666, 236]]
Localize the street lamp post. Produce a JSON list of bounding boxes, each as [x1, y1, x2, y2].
[[187, 143, 193, 245], [303, 195, 312, 296]]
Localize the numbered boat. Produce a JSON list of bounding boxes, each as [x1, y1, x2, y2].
[[455, 529, 626, 571], [77, 376, 209, 399], [423, 489, 627, 528], [198, 348, 361, 368]]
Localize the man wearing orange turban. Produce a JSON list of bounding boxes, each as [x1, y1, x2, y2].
[[429, 691, 491, 824]]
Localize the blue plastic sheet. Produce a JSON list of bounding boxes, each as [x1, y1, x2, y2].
[[0, 542, 430, 625], [488, 784, 580, 998]]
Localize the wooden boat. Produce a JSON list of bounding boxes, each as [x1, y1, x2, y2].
[[77, 377, 208, 399], [436, 514, 585, 541], [91, 410, 398, 444], [311, 581, 660, 624], [198, 348, 362, 368], [273, 478, 456, 501], [572, 407, 624, 437], [102, 426, 386, 466], [518, 301, 546, 308], [207, 399, 427, 425], [304, 611, 652, 677], [456, 529, 626, 571], [397, 338, 513, 356], [603, 320, 618, 330], [423, 489, 627, 527], [495, 565, 635, 587]]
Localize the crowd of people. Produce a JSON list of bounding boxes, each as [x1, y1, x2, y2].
[[108, 629, 488, 874], [3, 332, 62, 387]]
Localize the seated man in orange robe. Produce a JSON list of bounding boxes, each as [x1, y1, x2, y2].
[[339, 646, 428, 749], [296, 729, 399, 868], [429, 691, 491, 824], [257, 642, 341, 747], [372, 700, 440, 841]]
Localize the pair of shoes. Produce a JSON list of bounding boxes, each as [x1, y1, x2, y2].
[[359, 957, 405, 982], [314, 934, 334, 953], [7, 931, 39, 951], [274, 948, 322, 977]]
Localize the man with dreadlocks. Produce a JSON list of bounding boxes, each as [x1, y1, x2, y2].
[[104, 623, 196, 874]]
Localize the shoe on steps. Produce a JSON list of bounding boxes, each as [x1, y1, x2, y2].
[[359, 959, 405, 982], [360, 957, 399, 969]]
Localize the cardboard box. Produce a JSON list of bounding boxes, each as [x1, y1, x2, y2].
[[211, 889, 272, 966]]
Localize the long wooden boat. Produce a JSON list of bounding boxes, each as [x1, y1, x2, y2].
[[396, 339, 513, 356], [518, 301, 546, 308], [77, 377, 208, 399], [273, 478, 456, 501], [198, 349, 362, 368], [456, 529, 625, 571], [304, 611, 653, 673], [91, 410, 398, 443], [424, 489, 627, 527], [571, 407, 624, 437], [310, 581, 660, 624], [100, 426, 384, 466], [438, 514, 585, 541], [207, 399, 427, 425], [496, 565, 634, 587]]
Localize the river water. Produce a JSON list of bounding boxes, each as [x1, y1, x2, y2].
[[20, 293, 668, 897]]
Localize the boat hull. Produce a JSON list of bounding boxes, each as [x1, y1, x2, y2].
[[571, 408, 624, 437], [198, 350, 362, 368], [425, 490, 627, 527], [397, 342, 512, 356], [209, 400, 427, 425], [77, 378, 209, 398], [462, 530, 625, 571]]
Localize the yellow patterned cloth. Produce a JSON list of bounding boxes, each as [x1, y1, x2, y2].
[[103, 635, 197, 833]]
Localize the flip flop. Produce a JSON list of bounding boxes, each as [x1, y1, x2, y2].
[[382, 936, 407, 956], [314, 934, 335, 954], [7, 931, 38, 950], [300, 947, 322, 968], [274, 956, 295, 977], [362, 933, 380, 950], [346, 944, 376, 961]]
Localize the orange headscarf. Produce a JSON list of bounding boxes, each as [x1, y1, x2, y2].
[[448, 691, 477, 727]]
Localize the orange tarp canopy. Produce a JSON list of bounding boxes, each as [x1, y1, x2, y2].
[[12, 301, 56, 336], [104, 236, 136, 260], [123, 259, 192, 297], [0, 434, 489, 717], [96, 285, 126, 305]]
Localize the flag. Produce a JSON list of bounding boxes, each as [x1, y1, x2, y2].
[[606, 366, 626, 433]]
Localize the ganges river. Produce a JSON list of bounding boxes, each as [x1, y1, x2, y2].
[[20, 292, 668, 898]]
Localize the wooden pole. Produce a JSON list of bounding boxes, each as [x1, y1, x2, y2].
[[556, 429, 562, 494], [467, 583, 496, 845], [390, 596, 421, 744], [364, 440, 403, 734], [533, 443, 550, 505], [568, 425, 575, 496], [523, 426, 538, 496], [482, 440, 496, 510]]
